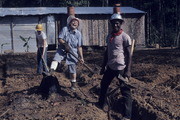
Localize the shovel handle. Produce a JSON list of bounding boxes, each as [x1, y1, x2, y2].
[[81, 61, 94, 74], [131, 39, 135, 56], [42, 57, 49, 72], [68, 51, 94, 74]]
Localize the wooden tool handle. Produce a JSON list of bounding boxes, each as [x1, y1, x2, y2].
[[42, 57, 49, 72], [131, 39, 135, 56], [68, 51, 94, 74]]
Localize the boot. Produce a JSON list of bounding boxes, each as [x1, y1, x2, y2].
[[71, 82, 77, 90]]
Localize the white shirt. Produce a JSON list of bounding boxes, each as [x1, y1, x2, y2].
[[35, 31, 48, 48], [106, 31, 132, 70]]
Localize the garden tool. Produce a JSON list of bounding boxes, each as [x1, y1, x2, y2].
[[67, 50, 96, 77], [118, 74, 136, 89], [118, 39, 137, 88], [114, 39, 137, 89], [41, 57, 50, 76], [62, 41, 98, 77], [61, 41, 96, 77]]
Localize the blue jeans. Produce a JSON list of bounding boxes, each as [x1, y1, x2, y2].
[[98, 67, 132, 119], [37, 47, 48, 74]]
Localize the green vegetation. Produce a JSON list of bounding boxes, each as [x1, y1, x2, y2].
[[19, 36, 32, 52], [1, 43, 10, 53]]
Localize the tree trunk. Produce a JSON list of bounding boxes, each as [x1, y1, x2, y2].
[[146, 9, 151, 46], [176, 0, 180, 48], [158, 0, 165, 47], [105, 0, 108, 6], [176, 20, 180, 48]]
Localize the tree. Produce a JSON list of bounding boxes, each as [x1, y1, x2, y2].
[[0, 0, 5, 7]]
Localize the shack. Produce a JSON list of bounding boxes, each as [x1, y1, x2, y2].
[[0, 7, 145, 53]]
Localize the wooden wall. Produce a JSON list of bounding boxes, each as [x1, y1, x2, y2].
[[79, 14, 110, 46], [57, 14, 145, 47], [121, 14, 145, 47], [0, 13, 145, 54]]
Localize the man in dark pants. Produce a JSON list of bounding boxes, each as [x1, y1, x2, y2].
[[97, 13, 133, 120]]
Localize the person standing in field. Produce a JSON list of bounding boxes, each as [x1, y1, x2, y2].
[[35, 24, 48, 75], [97, 13, 133, 120], [50, 16, 84, 90]]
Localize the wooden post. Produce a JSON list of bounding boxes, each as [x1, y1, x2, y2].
[[67, 5, 75, 16], [131, 39, 135, 56], [113, 3, 121, 14], [10, 17, 14, 51]]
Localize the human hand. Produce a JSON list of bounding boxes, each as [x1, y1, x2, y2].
[[41, 55, 44, 59], [123, 70, 131, 79], [79, 58, 84, 64], [63, 43, 70, 53]]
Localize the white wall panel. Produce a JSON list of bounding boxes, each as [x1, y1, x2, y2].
[[0, 18, 12, 53], [13, 16, 38, 52]]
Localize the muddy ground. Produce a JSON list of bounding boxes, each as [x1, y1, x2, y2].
[[0, 48, 179, 120]]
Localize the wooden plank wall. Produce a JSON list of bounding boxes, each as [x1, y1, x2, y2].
[[121, 14, 145, 47], [56, 14, 145, 47], [80, 14, 110, 46]]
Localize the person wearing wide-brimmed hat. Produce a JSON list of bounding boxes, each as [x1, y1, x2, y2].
[[50, 16, 84, 90]]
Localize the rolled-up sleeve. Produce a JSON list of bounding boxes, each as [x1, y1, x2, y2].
[[58, 27, 67, 40], [42, 32, 47, 39], [77, 32, 82, 47]]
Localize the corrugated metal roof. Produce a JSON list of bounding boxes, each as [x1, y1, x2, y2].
[[0, 7, 145, 17]]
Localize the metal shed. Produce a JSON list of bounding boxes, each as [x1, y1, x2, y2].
[[0, 7, 145, 53]]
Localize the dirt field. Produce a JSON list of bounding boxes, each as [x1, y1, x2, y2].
[[0, 48, 179, 120]]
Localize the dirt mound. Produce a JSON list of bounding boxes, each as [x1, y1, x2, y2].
[[0, 48, 179, 120]]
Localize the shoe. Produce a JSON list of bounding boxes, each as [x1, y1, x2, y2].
[[71, 82, 77, 90], [122, 117, 130, 120]]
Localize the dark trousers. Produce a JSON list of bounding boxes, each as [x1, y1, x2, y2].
[[37, 47, 48, 74], [98, 67, 132, 119]]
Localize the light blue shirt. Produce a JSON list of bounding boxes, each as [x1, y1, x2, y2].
[[55, 26, 82, 65]]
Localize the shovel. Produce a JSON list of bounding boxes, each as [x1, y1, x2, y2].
[[118, 39, 137, 89], [41, 57, 50, 75], [67, 50, 96, 77]]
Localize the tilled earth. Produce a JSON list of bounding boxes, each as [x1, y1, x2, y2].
[[0, 48, 179, 120]]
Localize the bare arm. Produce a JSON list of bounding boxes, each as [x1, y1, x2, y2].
[[124, 45, 132, 78], [58, 38, 72, 53], [58, 38, 66, 44], [42, 39, 47, 57], [77, 46, 84, 63]]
